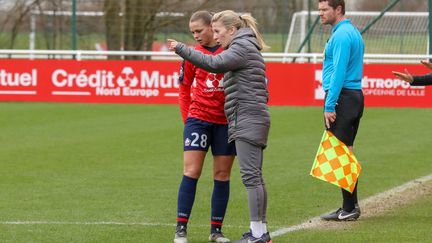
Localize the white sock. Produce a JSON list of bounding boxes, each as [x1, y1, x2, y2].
[[262, 222, 267, 233], [250, 221, 265, 238]]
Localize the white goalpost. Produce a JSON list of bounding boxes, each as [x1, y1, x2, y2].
[[285, 11, 429, 59]]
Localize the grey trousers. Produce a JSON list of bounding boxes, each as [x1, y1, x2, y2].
[[235, 140, 267, 222]]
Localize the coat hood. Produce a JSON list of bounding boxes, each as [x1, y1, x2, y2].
[[229, 27, 262, 51]]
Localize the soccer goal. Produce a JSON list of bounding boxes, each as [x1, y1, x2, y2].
[[285, 11, 429, 56]]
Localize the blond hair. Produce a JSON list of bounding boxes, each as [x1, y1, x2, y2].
[[212, 10, 269, 51]]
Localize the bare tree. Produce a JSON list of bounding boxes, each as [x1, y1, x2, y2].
[[354, 0, 427, 11], [104, 0, 121, 59], [0, 0, 328, 52], [272, 0, 303, 32], [104, 0, 218, 59], [1, 0, 38, 49], [37, 0, 65, 50]]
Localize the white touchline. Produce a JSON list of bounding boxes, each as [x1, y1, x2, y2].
[[52, 91, 91, 96], [270, 173, 432, 238], [164, 92, 179, 97], [0, 174, 430, 235], [0, 221, 176, 227], [0, 221, 246, 228]]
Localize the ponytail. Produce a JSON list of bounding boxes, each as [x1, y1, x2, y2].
[[212, 10, 269, 51], [239, 14, 270, 50]]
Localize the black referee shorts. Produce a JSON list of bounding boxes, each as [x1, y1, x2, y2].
[[327, 89, 364, 146]]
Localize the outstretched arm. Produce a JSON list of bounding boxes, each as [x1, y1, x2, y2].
[[392, 69, 413, 83], [393, 70, 432, 86], [168, 39, 247, 73], [392, 60, 432, 86], [411, 73, 432, 86]]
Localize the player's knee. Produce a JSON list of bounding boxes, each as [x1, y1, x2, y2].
[[213, 169, 231, 181], [183, 168, 201, 179]]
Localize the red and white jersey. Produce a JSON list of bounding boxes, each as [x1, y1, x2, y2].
[[178, 44, 226, 124]]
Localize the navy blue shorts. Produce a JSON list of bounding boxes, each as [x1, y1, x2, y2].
[[183, 117, 236, 156]]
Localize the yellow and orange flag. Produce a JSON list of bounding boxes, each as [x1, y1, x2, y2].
[[310, 130, 361, 193]]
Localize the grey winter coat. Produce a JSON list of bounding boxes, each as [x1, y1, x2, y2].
[[175, 28, 270, 148]]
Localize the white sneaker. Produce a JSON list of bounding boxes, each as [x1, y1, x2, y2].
[[209, 232, 230, 243], [174, 225, 188, 243]]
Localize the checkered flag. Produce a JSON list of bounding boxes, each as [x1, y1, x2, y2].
[[310, 130, 361, 193]]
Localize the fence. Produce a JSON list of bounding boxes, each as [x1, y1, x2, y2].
[[0, 0, 429, 53], [285, 11, 430, 55], [0, 50, 431, 64]]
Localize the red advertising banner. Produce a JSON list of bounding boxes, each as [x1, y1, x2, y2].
[[0, 60, 431, 107], [361, 64, 430, 108], [0, 60, 180, 104]]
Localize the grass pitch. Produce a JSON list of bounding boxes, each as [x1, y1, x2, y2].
[[0, 103, 431, 242]]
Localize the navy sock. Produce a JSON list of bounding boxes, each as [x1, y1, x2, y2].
[[211, 180, 230, 233], [342, 182, 358, 212], [177, 175, 198, 227]]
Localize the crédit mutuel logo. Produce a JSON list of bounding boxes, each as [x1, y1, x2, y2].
[[51, 67, 179, 97], [0, 69, 37, 86], [0, 69, 38, 95]]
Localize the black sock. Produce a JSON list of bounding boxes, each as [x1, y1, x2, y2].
[[342, 182, 358, 212], [176, 175, 198, 227], [210, 180, 230, 233]]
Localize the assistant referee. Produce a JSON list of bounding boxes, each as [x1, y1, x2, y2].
[[318, 0, 365, 221]]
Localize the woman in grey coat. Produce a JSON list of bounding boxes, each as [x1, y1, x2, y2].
[[169, 10, 272, 243]]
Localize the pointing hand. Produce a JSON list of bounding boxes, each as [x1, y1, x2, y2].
[[167, 39, 179, 51]]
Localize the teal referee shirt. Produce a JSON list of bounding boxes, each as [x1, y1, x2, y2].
[[322, 19, 364, 112]]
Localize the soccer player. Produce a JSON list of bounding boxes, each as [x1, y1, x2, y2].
[[317, 0, 365, 221], [173, 11, 236, 243], [169, 10, 272, 243], [392, 60, 432, 85]]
